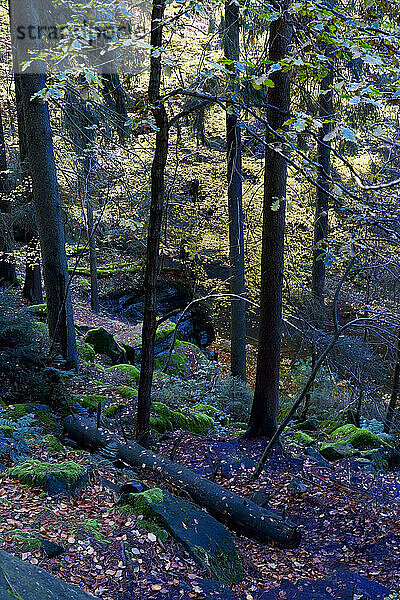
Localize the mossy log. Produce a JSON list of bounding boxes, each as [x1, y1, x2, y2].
[[63, 415, 301, 548]]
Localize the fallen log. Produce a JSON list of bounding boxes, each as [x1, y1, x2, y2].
[[63, 415, 301, 548]]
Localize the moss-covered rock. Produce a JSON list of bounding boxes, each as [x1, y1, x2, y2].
[[76, 341, 95, 364], [73, 394, 109, 412], [329, 423, 390, 450], [83, 327, 126, 364], [293, 431, 314, 446], [330, 424, 358, 440], [319, 442, 359, 461], [104, 404, 120, 417], [107, 364, 140, 384], [320, 420, 344, 435], [193, 403, 230, 426], [26, 304, 47, 319], [151, 402, 214, 435], [347, 428, 389, 450], [154, 342, 189, 377], [118, 488, 242, 585], [41, 434, 64, 453], [9, 460, 87, 496], [115, 385, 138, 399]]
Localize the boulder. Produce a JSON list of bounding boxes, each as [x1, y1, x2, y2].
[[106, 364, 140, 384], [319, 442, 359, 461], [0, 549, 94, 599], [83, 327, 126, 365], [76, 341, 95, 364], [8, 460, 88, 497], [119, 488, 243, 585], [151, 402, 214, 435]]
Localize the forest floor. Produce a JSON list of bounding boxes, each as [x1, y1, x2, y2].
[[2, 285, 400, 599]]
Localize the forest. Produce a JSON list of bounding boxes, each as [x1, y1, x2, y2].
[[0, 0, 399, 598]]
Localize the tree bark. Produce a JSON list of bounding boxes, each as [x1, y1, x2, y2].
[[14, 73, 43, 304], [224, 0, 247, 382], [385, 332, 400, 433], [0, 106, 18, 286], [18, 73, 77, 367], [136, 0, 169, 442], [64, 415, 301, 548], [311, 45, 334, 304], [247, 4, 291, 438]]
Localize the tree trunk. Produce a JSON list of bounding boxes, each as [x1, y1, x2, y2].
[[246, 5, 291, 438], [311, 45, 334, 304], [136, 0, 169, 442], [385, 332, 400, 433], [18, 73, 77, 367], [0, 106, 18, 286], [14, 73, 43, 303], [64, 415, 301, 548], [224, 0, 247, 382]]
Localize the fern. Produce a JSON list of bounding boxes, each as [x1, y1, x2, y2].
[[0, 408, 41, 463]]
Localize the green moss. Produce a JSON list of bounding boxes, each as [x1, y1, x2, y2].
[[154, 343, 189, 377], [155, 324, 176, 342], [104, 404, 119, 417], [329, 423, 390, 450], [9, 404, 28, 420], [347, 428, 389, 450], [320, 420, 343, 435], [76, 341, 95, 363], [35, 410, 57, 430], [9, 460, 86, 491], [193, 403, 229, 425], [26, 304, 47, 318], [151, 402, 214, 435], [193, 403, 220, 417], [330, 424, 358, 440], [0, 528, 41, 551], [319, 442, 359, 461], [293, 431, 314, 446], [117, 488, 168, 541], [73, 394, 109, 412], [115, 385, 138, 399], [107, 364, 140, 384], [42, 434, 64, 452]]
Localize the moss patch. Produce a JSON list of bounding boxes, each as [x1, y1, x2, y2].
[[293, 431, 314, 446], [151, 402, 214, 435], [9, 460, 86, 493], [107, 364, 140, 384], [73, 394, 109, 412], [76, 341, 95, 364]]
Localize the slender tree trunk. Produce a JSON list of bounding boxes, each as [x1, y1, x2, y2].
[[0, 106, 18, 286], [14, 73, 43, 303], [385, 332, 400, 433], [82, 113, 100, 314], [136, 0, 168, 442], [18, 73, 77, 367], [311, 44, 334, 303], [224, 0, 247, 382], [246, 4, 291, 438]]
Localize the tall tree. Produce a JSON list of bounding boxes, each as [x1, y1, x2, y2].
[[311, 40, 334, 304], [385, 332, 400, 433], [246, 2, 291, 438], [10, 0, 77, 365], [14, 73, 43, 304], [224, 0, 247, 382], [64, 91, 100, 313], [0, 105, 18, 286], [18, 72, 78, 366], [136, 0, 168, 442]]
